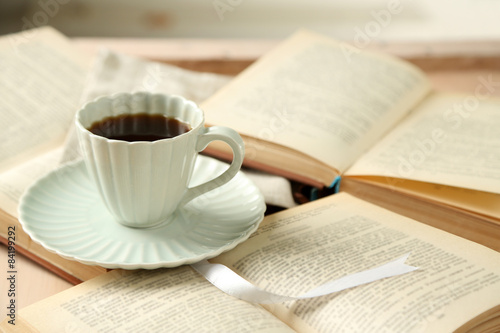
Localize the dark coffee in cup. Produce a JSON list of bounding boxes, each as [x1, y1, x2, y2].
[[87, 113, 192, 142]]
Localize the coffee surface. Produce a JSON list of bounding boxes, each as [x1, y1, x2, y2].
[[88, 113, 191, 142]]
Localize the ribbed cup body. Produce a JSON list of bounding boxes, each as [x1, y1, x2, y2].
[[76, 93, 204, 228]]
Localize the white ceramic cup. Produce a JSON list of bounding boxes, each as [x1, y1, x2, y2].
[[75, 92, 244, 228]]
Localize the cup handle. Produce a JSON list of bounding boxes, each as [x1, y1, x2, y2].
[[179, 126, 245, 206]]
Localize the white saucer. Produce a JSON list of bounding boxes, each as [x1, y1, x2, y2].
[[18, 156, 265, 269]]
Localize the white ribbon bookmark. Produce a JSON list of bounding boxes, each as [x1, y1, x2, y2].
[[191, 253, 418, 304]]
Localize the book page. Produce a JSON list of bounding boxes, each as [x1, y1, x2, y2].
[[353, 176, 500, 222], [345, 92, 500, 194], [212, 193, 500, 333], [10, 267, 294, 333], [0, 147, 64, 218], [201, 30, 430, 172], [0, 27, 88, 174]]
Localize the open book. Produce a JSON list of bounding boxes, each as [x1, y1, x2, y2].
[[0, 27, 107, 283], [200, 30, 500, 252], [2, 193, 499, 332], [0, 27, 241, 283]]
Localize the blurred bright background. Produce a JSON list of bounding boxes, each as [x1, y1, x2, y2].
[[1, 0, 500, 41]]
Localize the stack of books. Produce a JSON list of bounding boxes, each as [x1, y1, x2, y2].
[[1, 27, 499, 332]]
